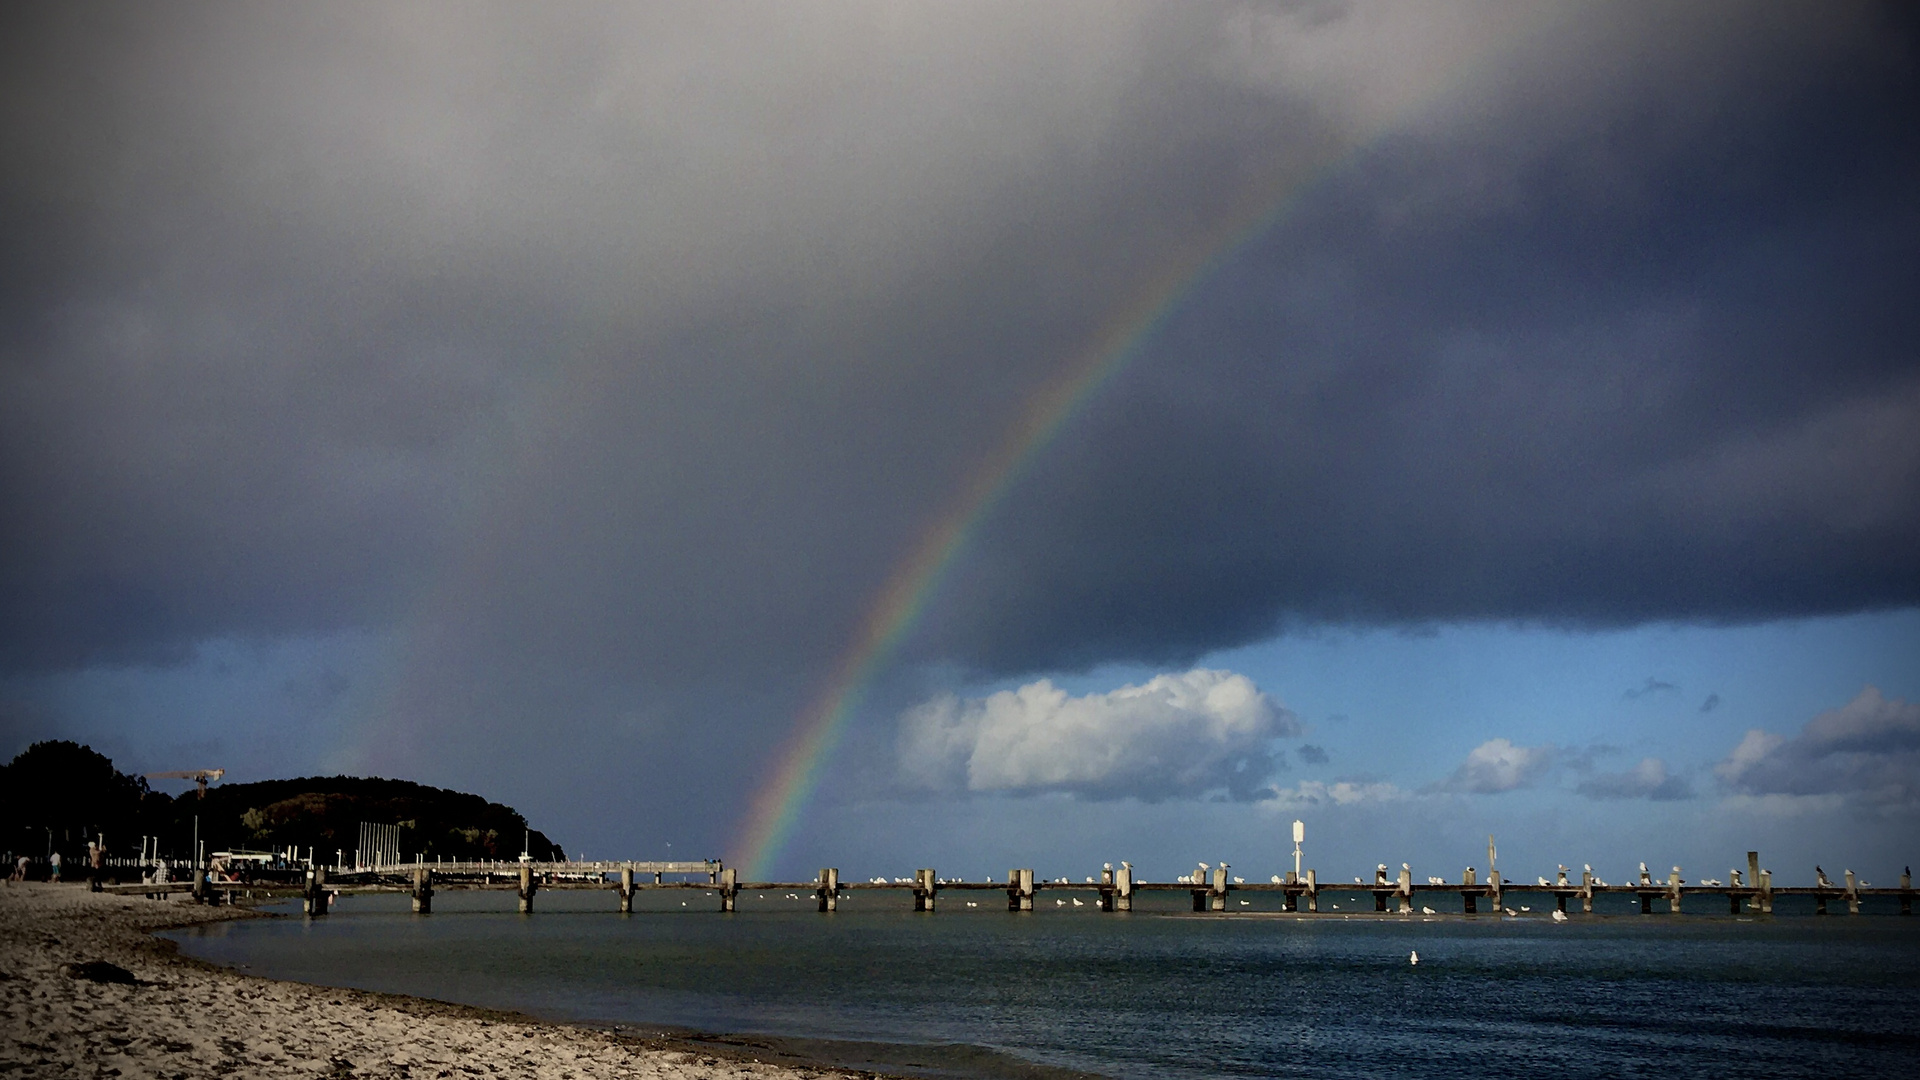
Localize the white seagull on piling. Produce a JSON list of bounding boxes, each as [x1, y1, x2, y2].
[[1409, 951, 1420, 965], [1421, 906, 1435, 915], [1552, 910, 1568, 922]]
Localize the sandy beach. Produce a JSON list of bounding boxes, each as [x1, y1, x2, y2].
[[0, 882, 857, 1079]]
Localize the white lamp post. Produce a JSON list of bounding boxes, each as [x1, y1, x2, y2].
[[1292, 819, 1305, 878]]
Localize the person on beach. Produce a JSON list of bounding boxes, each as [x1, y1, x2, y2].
[[49, 849, 61, 882], [89, 840, 105, 892], [9, 855, 26, 882]]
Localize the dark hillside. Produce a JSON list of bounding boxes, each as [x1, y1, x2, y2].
[[2, 742, 563, 865]]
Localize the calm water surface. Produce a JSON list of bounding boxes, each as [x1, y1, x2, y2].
[[169, 889, 1920, 1080]]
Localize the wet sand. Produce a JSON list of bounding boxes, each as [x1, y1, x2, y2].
[[0, 882, 866, 1079]]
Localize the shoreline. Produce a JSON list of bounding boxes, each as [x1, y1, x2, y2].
[[0, 882, 902, 1079]]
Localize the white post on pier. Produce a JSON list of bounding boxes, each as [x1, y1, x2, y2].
[[1292, 820, 1304, 880], [1115, 862, 1133, 912], [1396, 864, 1413, 914]]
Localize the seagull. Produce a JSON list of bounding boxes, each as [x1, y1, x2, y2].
[[1421, 906, 1435, 915], [1055, 898, 1066, 907], [1072, 898, 1085, 907], [1701, 878, 1722, 887], [1331, 904, 1340, 910], [1551, 910, 1568, 922], [1085, 877, 1095, 884], [1104, 863, 1112, 871], [1409, 951, 1419, 965], [1519, 905, 1531, 912], [1233, 876, 1244, 884], [1272, 875, 1283, 884], [1354, 877, 1364, 884], [1239, 900, 1251, 906], [1538, 877, 1550, 886], [1428, 877, 1445, 885], [966, 901, 978, 908]]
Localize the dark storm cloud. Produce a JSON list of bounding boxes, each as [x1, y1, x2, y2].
[[919, 5, 1920, 674], [1, 3, 1914, 834]]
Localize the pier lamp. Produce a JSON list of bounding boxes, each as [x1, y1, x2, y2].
[[1292, 820, 1305, 878]]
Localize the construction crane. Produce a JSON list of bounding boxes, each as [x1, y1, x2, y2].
[[145, 769, 226, 799]]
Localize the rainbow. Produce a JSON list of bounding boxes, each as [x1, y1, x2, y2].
[[726, 0, 1577, 873], [732, 160, 1354, 879]]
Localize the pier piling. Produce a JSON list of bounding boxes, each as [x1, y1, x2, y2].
[[1396, 865, 1413, 914], [1008, 868, 1034, 912], [411, 868, 433, 914], [1211, 865, 1230, 912], [817, 868, 840, 912], [619, 867, 633, 913], [518, 865, 537, 913], [304, 866, 328, 917], [913, 868, 937, 912], [719, 867, 738, 912], [1462, 868, 1478, 914], [1668, 869, 1682, 914]]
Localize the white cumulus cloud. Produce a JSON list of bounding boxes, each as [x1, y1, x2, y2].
[[1434, 737, 1555, 794], [897, 669, 1298, 801]]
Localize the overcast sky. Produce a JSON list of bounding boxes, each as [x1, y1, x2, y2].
[[4, 1, 1916, 884]]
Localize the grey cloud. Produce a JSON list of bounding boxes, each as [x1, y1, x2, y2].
[[1624, 678, 1681, 700], [1432, 738, 1555, 794], [1700, 693, 1722, 713], [1716, 686, 1920, 809], [1297, 744, 1330, 765], [1576, 757, 1693, 801]]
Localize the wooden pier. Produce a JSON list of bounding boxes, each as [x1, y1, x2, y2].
[[107, 851, 1916, 919]]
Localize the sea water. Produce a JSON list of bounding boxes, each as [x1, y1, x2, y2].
[[169, 887, 1920, 1079]]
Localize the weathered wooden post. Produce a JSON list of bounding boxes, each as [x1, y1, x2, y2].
[[1283, 870, 1298, 912], [913, 868, 938, 912], [1099, 865, 1116, 911], [1581, 868, 1594, 914], [304, 866, 329, 917], [719, 866, 738, 912], [518, 864, 537, 913], [1901, 867, 1912, 916], [1747, 852, 1762, 913], [1190, 863, 1209, 912], [1305, 869, 1318, 912], [1487, 869, 1502, 915], [1396, 865, 1413, 914], [1115, 862, 1133, 912], [1759, 869, 1773, 913], [411, 867, 433, 914], [1008, 868, 1035, 911], [1462, 867, 1478, 914], [1845, 870, 1859, 915], [1667, 868, 1682, 914], [619, 867, 634, 913], [1210, 864, 1230, 912], [817, 868, 839, 912]]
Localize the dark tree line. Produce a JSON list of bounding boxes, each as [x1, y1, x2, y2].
[[2, 741, 563, 867]]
